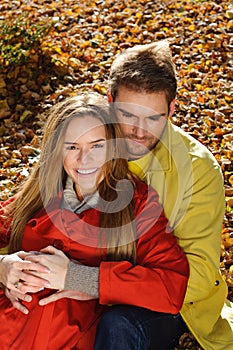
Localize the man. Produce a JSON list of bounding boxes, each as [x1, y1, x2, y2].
[[96, 40, 232, 349]]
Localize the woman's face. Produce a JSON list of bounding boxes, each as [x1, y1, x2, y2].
[[63, 115, 107, 200]]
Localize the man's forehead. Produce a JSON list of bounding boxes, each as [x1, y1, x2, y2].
[[113, 102, 166, 118]]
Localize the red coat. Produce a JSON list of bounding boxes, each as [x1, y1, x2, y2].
[[0, 180, 189, 350]]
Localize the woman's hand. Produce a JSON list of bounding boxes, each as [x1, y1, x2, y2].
[[39, 289, 96, 306], [25, 246, 70, 291], [4, 286, 33, 314], [0, 251, 50, 293]]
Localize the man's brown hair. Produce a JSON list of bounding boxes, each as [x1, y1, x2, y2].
[[108, 40, 177, 108]]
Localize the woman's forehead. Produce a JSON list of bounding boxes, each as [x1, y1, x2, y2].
[[65, 116, 106, 142]]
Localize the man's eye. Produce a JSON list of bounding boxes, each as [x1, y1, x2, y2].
[[122, 112, 133, 118], [148, 116, 161, 122]]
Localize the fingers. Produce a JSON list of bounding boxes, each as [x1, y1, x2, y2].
[[40, 245, 60, 255], [14, 278, 48, 293], [4, 265, 50, 291], [38, 290, 95, 306], [11, 299, 29, 315], [20, 247, 69, 291], [19, 260, 50, 273], [16, 251, 31, 260], [6, 287, 32, 302], [39, 290, 65, 306], [5, 288, 30, 315], [5, 259, 50, 275], [19, 271, 50, 289]]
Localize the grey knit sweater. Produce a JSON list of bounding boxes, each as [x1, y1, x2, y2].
[[63, 177, 99, 298]]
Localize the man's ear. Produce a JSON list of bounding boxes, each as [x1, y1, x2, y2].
[[107, 90, 113, 103], [169, 98, 176, 118]]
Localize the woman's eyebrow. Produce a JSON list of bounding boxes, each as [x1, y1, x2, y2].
[[64, 138, 106, 145], [89, 138, 106, 144]]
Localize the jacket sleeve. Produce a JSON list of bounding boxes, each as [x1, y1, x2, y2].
[[99, 183, 189, 314], [175, 156, 226, 304], [0, 196, 15, 251]]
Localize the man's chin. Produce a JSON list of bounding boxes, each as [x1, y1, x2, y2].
[[125, 141, 150, 157], [127, 148, 149, 160]]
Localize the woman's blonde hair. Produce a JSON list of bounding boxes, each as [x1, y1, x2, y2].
[[8, 92, 136, 263]]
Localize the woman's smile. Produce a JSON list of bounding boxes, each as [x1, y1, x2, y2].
[[76, 168, 99, 175]]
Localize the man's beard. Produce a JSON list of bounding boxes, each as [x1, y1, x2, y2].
[[125, 136, 157, 160]]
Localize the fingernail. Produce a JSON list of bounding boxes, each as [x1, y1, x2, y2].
[[25, 296, 32, 302], [44, 282, 50, 288]]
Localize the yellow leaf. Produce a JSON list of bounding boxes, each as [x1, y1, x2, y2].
[[195, 84, 202, 91], [136, 12, 142, 20], [187, 64, 194, 71], [229, 175, 233, 186], [93, 84, 107, 95], [226, 10, 233, 19], [0, 99, 9, 110], [54, 46, 62, 53], [188, 25, 196, 31]]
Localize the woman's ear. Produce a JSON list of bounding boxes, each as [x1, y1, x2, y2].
[[107, 90, 113, 103], [169, 98, 176, 118]]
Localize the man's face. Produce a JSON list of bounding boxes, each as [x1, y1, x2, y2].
[[114, 87, 171, 160]]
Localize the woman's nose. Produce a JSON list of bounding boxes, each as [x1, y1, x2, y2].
[[78, 149, 93, 164]]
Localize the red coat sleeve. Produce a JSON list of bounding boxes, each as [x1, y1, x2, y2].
[[0, 196, 16, 248], [99, 181, 189, 314]]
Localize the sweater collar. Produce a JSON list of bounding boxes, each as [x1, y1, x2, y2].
[[62, 177, 99, 214]]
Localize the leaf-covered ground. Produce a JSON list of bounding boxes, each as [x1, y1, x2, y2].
[[0, 1, 232, 348]]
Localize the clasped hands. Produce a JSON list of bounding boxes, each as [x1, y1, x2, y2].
[[1, 245, 93, 314]]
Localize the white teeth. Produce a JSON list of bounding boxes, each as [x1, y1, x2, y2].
[[77, 168, 97, 175]]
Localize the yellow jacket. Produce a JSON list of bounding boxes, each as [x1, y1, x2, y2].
[[128, 120, 233, 349]]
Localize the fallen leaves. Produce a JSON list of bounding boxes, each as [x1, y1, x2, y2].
[[0, 0, 232, 332], [0, 2, 232, 349]]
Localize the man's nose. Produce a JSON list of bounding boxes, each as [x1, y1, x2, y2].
[[132, 121, 148, 138]]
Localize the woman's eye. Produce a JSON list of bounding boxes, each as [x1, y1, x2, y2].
[[66, 145, 78, 150], [92, 143, 105, 149]]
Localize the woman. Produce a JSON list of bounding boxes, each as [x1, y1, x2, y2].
[[0, 93, 189, 349]]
